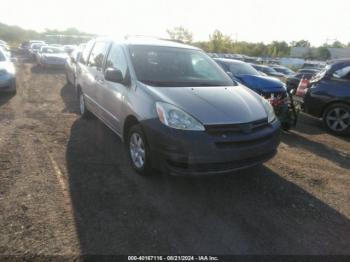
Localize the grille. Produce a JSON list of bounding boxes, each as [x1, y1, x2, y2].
[[205, 118, 268, 135], [215, 134, 274, 149]]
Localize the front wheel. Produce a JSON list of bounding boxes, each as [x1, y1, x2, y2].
[[127, 125, 152, 175], [323, 103, 350, 135]]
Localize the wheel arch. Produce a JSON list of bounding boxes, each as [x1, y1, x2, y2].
[[322, 100, 350, 118], [122, 115, 140, 142]]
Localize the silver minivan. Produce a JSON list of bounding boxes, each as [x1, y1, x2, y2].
[[76, 37, 280, 175]]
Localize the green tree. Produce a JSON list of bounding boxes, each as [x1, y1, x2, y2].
[[315, 46, 331, 60], [208, 30, 233, 53], [329, 40, 344, 48], [166, 26, 193, 43]]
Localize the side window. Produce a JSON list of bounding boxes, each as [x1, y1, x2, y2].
[[105, 44, 128, 79], [80, 40, 94, 64], [333, 66, 350, 81], [88, 41, 109, 69]]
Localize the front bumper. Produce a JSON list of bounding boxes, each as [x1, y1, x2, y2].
[[0, 75, 16, 91], [142, 119, 281, 175]]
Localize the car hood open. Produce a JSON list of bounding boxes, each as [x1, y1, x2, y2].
[[142, 83, 267, 125]]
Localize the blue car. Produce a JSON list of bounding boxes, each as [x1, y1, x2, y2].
[[214, 58, 298, 130]]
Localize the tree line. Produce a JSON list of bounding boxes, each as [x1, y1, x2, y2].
[[1, 22, 349, 60], [167, 27, 350, 60], [0, 22, 94, 46]]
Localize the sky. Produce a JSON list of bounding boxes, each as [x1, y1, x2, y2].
[[1, 0, 350, 46]]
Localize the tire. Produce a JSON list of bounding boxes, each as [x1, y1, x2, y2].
[[78, 90, 91, 119], [127, 124, 152, 175], [9, 79, 16, 94], [65, 71, 71, 85], [323, 103, 350, 135]]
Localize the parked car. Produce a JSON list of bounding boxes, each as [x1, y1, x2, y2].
[[302, 62, 324, 70], [63, 45, 77, 54], [65, 49, 82, 86], [251, 64, 285, 81], [29, 43, 46, 59], [20, 40, 45, 54], [215, 58, 297, 130], [76, 38, 280, 175], [271, 65, 294, 76], [0, 48, 16, 93], [302, 59, 350, 135], [286, 72, 316, 91], [37, 46, 68, 67], [0, 45, 11, 58], [297, 68, 320, 75]]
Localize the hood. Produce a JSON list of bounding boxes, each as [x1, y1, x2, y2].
[[235, 74, 286, 93], [43, 53, 68, 59], [140, 82, 267, 125]]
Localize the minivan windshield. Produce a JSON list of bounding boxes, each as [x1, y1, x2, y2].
[[129, 45, 233, 87]]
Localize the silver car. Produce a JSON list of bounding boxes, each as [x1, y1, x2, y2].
[[37, 46, 68, 68], [76, 38, 280, 175], [0, 48, 16, 93]]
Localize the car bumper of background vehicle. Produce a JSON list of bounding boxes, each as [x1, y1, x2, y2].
[[41, 61, 66, 68], [142, 118, 281, 175], [0, 76, 16, 91]]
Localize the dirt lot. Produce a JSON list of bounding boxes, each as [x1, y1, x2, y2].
[[0, 57, 350, 256]]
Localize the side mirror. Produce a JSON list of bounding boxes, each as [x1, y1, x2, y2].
[[105, 68, 124, 83]]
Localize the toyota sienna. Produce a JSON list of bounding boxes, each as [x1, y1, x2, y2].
[[76, 37, 280, 175]]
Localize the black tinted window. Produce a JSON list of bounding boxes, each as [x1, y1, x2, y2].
[[105, 44, 128, 79], [88, 42, 109, 68], [333, 66, 350, 80]]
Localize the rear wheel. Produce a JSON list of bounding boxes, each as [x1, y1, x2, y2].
[[127, 125, 152, 175], [323, 103, 350, 135]]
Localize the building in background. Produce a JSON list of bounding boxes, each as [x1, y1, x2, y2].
[[290, 47, 350, 60]]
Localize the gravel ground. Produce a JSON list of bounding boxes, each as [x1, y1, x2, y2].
[[0, 57, 349, 255]]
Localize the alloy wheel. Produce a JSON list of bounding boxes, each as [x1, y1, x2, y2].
[[326, 107, 350, 132], [129, 133, 146, 169]]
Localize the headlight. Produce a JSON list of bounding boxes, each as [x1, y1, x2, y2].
[[260, 97, 276, 123], [156, 102, 205, 131]]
